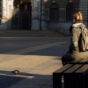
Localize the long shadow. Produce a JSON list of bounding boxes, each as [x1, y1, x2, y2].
[[24, 43, 69, 56], [0, 71, 25, 88], [0, 42, 69, 56], [0, 70, 52, 88]]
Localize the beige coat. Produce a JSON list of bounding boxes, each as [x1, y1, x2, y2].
[[62, 23, 88, 64]]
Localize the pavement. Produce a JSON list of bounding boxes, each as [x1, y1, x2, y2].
[[0, 33, 70, 88], [0, 30, 64, 37]]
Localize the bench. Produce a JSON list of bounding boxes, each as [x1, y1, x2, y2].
[[53, 64, 88, 88]]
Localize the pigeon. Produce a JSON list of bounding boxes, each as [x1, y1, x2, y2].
[[12, 70, 20, 75]]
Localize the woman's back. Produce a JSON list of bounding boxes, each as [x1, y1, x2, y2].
[[62, 12, 88, 65]]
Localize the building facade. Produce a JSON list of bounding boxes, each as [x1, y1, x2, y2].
[[0, 0, 88, 34]]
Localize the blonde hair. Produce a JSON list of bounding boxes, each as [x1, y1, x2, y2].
[[73, 12, 83, 23]]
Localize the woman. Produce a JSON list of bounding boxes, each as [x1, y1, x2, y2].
[[62, 12, 88, 65]]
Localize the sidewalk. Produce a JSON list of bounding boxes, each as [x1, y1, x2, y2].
[[0, 30, 64, 37], [0, 35, 70, 88]]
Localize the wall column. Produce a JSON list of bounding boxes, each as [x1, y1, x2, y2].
[[31, 0, 40, 30], [2, 0, 14, 29], [40, 0, 47, 30]]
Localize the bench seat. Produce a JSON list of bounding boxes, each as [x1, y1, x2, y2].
[[53, 64, 88, 88]]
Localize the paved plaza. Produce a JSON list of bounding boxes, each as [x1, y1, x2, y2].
[[0, 35, 70, 88]]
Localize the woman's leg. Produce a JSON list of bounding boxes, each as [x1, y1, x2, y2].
[[61, 53, 73, 65]]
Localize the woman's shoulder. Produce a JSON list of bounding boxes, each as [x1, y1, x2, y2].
[[69, 23, 86, 33], [69, 24, 79, 33], [80, 23, 86, 28], [72, 23, 86, 31], [72, 23, 84, 27]]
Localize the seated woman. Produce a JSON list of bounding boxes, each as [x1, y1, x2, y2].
[[62, 12, 88, 65]]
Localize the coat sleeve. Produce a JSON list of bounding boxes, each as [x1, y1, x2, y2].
[[72, 27, 80, 51]]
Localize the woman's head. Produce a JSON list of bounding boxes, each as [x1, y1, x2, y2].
[[73, 12, 83, 23]]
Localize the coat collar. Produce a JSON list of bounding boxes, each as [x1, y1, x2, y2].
[[72, 23, 82, 27]]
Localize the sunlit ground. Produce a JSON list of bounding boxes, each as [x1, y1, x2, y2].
[[0, 54, 62, 75], [0, 54, 62, 88], [0, 37, 70, 88]]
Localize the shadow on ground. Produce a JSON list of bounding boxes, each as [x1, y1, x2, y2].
[[0, 74, 24, 88], [0, 70, 52, 88], [0, 43, 69, 57], [24, 43, 68, 56]]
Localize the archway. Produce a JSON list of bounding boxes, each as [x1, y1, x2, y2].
[[12, 0, 32, 30]]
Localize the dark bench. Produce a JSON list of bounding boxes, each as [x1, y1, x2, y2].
[[53, 64, 88, 88]]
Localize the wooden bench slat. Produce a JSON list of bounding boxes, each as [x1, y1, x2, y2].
[[64, 64, 83, 73], [76, 64, 88, 74], [54, 64, 73, 74]]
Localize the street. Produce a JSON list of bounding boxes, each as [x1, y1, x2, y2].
[[0, 36, 70, 88]]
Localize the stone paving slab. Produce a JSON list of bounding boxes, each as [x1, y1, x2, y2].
[[0, 36, 70, 88]]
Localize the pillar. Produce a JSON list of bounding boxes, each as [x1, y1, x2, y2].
[[31, 0, 40, 30], [32, 0, 47, 31], [2, 0, 14, 29], [40, 0, 47, 30]]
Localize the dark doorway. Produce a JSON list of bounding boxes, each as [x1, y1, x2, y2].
[[66, 2, 73, 22], [12, 1, 32, 30], [49, 2, 59, 22]]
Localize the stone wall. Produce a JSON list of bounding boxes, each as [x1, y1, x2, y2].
[[0, 0, 46, 30], [1, 0, 14, 29], [79, 0, 88, 23], [0, 0, 88, 34], [31, 0, 40, 30]]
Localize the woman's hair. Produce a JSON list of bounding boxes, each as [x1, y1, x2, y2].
[[73, 12, 83, 23]]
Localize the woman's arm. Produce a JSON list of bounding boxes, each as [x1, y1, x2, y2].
[[72, 27, 80, 51]]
